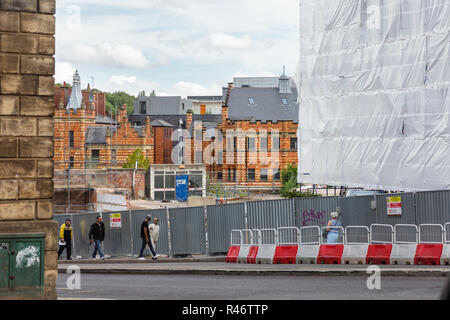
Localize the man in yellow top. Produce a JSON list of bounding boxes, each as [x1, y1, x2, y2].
[[58, 218, 73, 260]]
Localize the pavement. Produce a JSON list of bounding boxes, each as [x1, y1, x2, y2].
[[58, 255, 450, 277]]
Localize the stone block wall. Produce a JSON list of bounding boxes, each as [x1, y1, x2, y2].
[[0, 0, 57, 300]]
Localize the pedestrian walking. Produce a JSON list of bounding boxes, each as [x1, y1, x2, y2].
[[326, 212, 342, 244], [89, 216, 106, 260], [58, 218, 73, 260], [138, 215, 157, 260], [149, 217, 160, 252]]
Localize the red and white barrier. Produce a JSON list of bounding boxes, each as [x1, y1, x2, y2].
[[226, 230, 242, 263], [415, 224, 444, 265], [390, 224, 418, 265], [441, 223, 450, 265], [273, 227, 299, 264], [237, 229, 254, 264], [247, 229, 261, 264], [255, 228, 277, 264], [227, 223, 450, 265], [341, 226, 369, 264], [366, 224, 393, 265], [317, 226, 345, 264], [297, 226, 321, 264]]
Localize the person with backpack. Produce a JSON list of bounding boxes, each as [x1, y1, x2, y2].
[[89, 216, 106, 260]]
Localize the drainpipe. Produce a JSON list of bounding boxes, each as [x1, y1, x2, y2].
[[132, 160, 138, 200]]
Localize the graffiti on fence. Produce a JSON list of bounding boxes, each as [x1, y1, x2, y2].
[[302, 209, 326, 226]]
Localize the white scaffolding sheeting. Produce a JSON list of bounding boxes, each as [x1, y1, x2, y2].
[[297, 0, 450, 191]]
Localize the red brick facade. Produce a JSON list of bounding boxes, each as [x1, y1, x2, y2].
[[54, 86, 154, 170]]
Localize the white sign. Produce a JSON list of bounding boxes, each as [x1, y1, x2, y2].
[[387, 196, 402, 216], [110, 213, 122, 228]]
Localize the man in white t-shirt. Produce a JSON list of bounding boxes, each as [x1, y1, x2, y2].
[[149, 217, 160, 255]]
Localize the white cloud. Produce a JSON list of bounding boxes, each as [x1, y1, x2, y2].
[[66, 42, 151, 69], [171, 81, 222, 98], [55, 62, 77, 84], [209, 33, 252, 49], [55, 0, 300, 93], [106, 75, 157, 96]]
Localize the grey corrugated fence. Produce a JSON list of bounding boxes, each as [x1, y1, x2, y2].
[[207, 203, 246, 254], [53, 190, 450, 258]]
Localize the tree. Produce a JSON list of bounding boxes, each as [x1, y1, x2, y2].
[[279, 164, 319, 198], [122, 148, 150, 170], [105, 91, 135, 115]]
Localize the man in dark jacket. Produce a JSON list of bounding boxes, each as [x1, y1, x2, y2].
[[89, 216, 106, 260], [138, 215, 157, 260]]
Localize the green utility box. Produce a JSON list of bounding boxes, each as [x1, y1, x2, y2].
[[0, 233, 45, 299]]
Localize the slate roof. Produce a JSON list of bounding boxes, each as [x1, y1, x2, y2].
[[134, 96, 183, 116], [95, 114, 117, 125], [150, 119, 174, 127], [226, 87, 299, 124], [85, 126, 117, 144]]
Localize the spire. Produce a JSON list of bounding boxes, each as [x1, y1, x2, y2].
[[66, 70, 83, 109]]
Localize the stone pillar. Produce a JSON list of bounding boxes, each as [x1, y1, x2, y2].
[[0, 0, 57, 300]]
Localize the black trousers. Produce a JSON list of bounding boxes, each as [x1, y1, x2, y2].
[[58, 241, 72, 259]]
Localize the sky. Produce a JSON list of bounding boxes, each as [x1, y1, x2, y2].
[[55, 0, 300, 97]]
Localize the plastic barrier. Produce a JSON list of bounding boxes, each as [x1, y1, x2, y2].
[[237, 229, 254, 264], [366, 224, 393, 265], [441, 223, 450, 265], [247, 246, 259, 264], [226, 230, 242, 263], [390, 224, 418, 265], [341, 226, 369, 264], [297, 226, 320, 264], [273, 246, 299, 264], [415, 224, 444, 265], [255, 228, 277, 264], [226, 246, 240, 263], [247, 229, 260, 264], [317, 226, 344, 264], [273, 227, 299, 264]]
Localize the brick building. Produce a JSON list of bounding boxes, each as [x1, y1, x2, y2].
[[181, 74, 299, 187], [53, 71, 154, 170]]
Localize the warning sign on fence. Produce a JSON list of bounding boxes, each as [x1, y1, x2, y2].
[[387, 196, 402, 216], [110, 213, 122, 228]]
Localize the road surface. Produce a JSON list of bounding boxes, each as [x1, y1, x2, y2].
[[56, 273, 446, 300]]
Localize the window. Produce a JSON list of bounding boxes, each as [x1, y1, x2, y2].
[[281, 98, 289, 105], [233, 169, 237, 182], [260, 168, 268, 181], [247, 137, 256, 151], [248, 168, 256, 181], [290, 137, 298, 150], [260, 136, 268, 151], [91, 150, 100, 162], [69, 130, 74, 148], [189, 174, 203, 189], [111, 150, 116, 163], [69, 156, 74, 169], [248, 97, 255, 105], [217, 171, 223, 181], [273, 169, 280, 181], [140, 101, 147, 114], [272, 136, 280, 151]]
